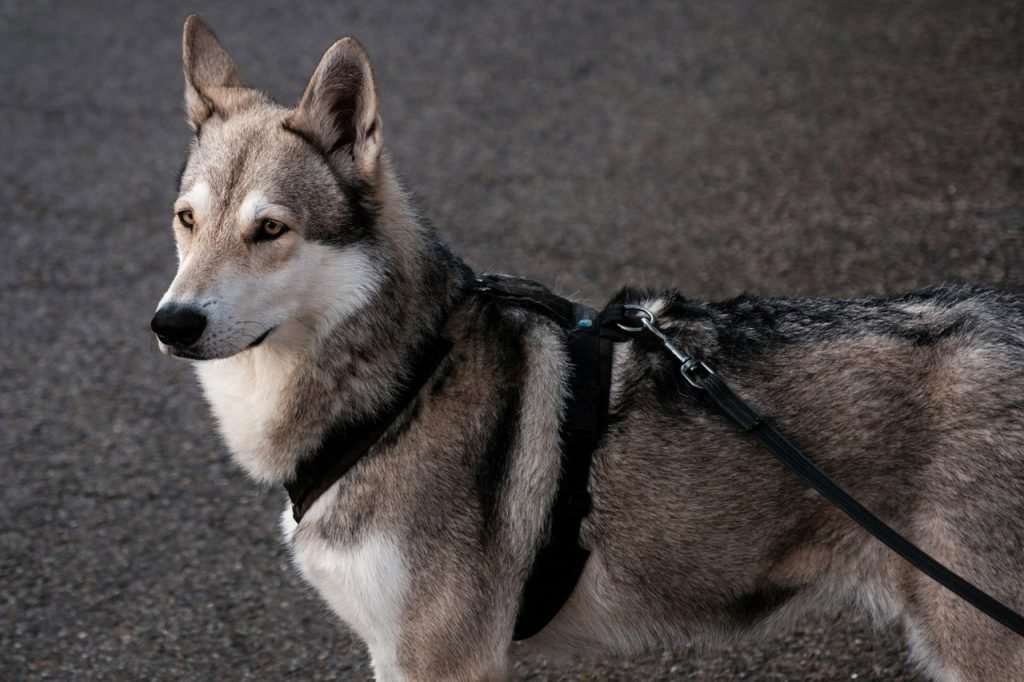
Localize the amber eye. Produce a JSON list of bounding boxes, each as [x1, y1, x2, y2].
[[176, 209, 195, 229], [257, 218, 289, 241]]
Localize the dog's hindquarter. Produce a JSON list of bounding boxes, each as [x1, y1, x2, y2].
[[532, 286, 1024, 678]]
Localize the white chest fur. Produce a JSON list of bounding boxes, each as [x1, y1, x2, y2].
[[194, 348, 298, 482], [281, 506, 409, 679]]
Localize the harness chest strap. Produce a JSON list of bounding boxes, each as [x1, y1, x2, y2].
[[284, 334, 453, 523]]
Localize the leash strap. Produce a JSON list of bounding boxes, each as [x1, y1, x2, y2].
[[606, 304, 1024, 638]]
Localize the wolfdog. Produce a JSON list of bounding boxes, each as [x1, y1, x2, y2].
[[153, 15, 1024, 681]]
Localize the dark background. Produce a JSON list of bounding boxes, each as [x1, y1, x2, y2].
[[3, 1, 1021, 679]]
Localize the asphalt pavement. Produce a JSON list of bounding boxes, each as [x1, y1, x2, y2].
[[2, 1, 1022, 679]]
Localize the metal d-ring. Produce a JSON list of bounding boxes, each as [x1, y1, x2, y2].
[[617, 303, 714, 389], [616, 304, 656, 333]]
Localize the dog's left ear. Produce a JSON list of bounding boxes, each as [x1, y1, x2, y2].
[[286, 38, 382, 178]]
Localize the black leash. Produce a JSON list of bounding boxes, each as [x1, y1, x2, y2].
[[605, 303, 1024, 638]]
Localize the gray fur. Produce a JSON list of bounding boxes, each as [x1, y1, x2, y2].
[[155, 16, 1024, 682]]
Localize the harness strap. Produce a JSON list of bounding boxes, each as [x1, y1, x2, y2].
[[284, 334, 453, 523], [469, 276, 611, 641]]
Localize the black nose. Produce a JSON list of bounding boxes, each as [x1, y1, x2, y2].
[[151, 305, 207, 347]]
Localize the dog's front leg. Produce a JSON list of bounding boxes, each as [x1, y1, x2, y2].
[[286, 517, 510, 681], [370, 651, 508, 682], [370, 653, 508, 682], [375, 612, 511, 682]]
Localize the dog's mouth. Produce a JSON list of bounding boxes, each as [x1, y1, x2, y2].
[[167, 345, 211, 361], [163, 326, 276, 360], [247, 327, 275, 349]]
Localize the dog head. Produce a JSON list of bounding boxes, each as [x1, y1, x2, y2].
[[153, 16, 384, 360]]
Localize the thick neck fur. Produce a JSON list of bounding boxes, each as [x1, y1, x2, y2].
[[194, 158, 468, 484]]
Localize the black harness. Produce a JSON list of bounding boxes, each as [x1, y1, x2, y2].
[[284, 274, 611, 639], [284, 275, 1024, 641]]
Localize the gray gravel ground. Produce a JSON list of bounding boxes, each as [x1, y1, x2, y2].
[[2, 0, 1021, 679]]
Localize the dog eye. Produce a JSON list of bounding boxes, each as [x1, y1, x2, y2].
[[176, 209, 195, 228], [257, 218, 289, 241]]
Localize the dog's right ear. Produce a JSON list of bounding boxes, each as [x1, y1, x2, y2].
[[182, 15, 260, 131]]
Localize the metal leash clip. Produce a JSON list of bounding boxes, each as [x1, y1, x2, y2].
[[617, 304, 715, 389]]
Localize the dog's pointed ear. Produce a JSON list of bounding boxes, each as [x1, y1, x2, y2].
[[182, 15, 259, 131], [286, 38, 383, 177]]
